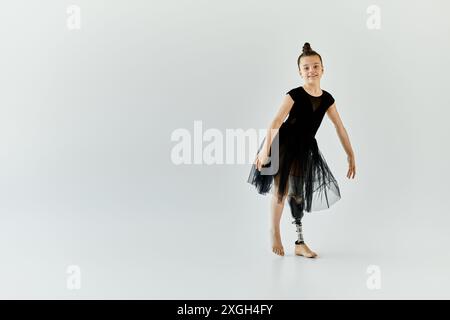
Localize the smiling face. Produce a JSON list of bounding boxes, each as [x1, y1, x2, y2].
[[298, 55, 324, 84]]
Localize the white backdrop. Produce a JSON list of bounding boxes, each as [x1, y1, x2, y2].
[[0, 0, 449, 299]]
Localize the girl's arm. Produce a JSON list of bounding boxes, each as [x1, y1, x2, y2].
[[261, 94, 294, 155], [255, 94, 294, 170], [326, 103, 356, 178]]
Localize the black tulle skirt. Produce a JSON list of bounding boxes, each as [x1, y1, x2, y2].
[[247, 130, 341, 212]]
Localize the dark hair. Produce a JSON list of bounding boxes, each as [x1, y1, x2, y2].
[[297, 42, 323, 69]]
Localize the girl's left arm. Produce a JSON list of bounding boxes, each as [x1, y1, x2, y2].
[[326, 103, 356, 179]]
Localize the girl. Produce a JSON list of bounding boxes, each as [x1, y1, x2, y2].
[[247, 42, 356, 258]]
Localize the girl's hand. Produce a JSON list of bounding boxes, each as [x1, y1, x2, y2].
[[254, 151, 270, 171], [347, 154, 356, 179]]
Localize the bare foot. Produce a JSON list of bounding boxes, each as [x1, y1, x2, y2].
[[270, 228, 284, 256], [295, 243, 318, 258]]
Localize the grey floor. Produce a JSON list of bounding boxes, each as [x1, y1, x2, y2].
[[2, 199, 449, 299]]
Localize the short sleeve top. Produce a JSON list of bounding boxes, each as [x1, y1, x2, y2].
[[284, 86, 335, 137]]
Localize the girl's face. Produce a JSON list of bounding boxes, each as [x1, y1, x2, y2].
[[298, 55, 323, 84]]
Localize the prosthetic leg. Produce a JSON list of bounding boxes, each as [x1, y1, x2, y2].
[[288, 195, 305, 245], [289, 191, 318, 258]]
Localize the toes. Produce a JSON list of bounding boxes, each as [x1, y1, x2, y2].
[[272, 247, 285, 256]]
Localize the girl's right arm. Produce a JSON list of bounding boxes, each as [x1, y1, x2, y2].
[[255, 94, 295, 170]]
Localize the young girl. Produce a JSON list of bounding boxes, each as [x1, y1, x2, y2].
[[247, 42, 356, 258]]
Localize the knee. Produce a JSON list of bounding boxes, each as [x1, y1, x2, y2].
[[273, 185, 288, 205], [273, 193, 287, 205], [288, 196, 305, 219]]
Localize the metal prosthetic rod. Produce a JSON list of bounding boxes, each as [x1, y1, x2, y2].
[[288, 195, 305, 245]]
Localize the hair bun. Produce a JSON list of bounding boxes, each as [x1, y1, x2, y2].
[[297, 42, 322, 69], [302, 42, 312, 53]]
